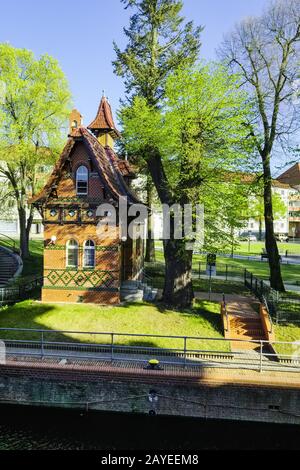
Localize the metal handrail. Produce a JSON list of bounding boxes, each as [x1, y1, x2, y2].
[[222, 293, 229, 332], [1, 328, 300, 372], [0, 233, 17, 251], [262, 295, 274, 335], [0, 276, 43, 306]]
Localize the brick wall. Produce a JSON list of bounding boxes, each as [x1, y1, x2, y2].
[[0, 363, 300, 424], [57, 143, 104, 199], [41, 142, 122, 304]]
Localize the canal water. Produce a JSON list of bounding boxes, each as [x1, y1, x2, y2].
[[0, 405, 299, 450]]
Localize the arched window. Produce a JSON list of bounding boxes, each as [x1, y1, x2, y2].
[[83, 240, 95, 268], [66, 239, 79, 268], [76, 165, 88, 195], [71, 120, 78, 129]]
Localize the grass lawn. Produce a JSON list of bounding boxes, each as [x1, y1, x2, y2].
[[0, 299, 229, 352], [274, 323, 300, 357], [152, 249, 300, 286], [0, 238, 43, 279], [234, 241, 300, 256], [2, 238, 298, 286], [21, 240, 44, 278]]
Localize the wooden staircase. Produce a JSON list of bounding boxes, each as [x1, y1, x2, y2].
[[229, 316, 266, 350], [221, 296, 270, 351]]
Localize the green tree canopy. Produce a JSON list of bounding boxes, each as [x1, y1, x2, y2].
[[120, 63, 254, 300], [0, 44, 71, 257], [113, 0, 202, 106]]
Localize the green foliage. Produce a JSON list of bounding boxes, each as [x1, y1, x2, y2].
[[0, 44, 71, 151], [120, 63, 255, 252], [113, 0, 202, 105], [0, 44, 72, 254], [249, 192, 287, 221]]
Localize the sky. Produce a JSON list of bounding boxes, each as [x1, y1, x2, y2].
[[0, 0, 270, 125]]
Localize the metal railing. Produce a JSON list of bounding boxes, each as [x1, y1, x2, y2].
[[261, 295, 274, 335], [1, 327, 300, 373], [0, 234, 17, 252], [222, 293, 229, 332], [0, 276, 43, 306], [244, 270, 300, 325], [197, 262, 245, 281]]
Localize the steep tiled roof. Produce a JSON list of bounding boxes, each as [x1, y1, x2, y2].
[[30, 127, 139, 205], [104, 146, 136, 178], [87, 96, 121, 138], [277, 163, 300, 186]]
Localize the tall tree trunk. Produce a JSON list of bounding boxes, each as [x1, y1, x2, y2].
[[258, 217, 262, 241], [145, 177, 156, 262], [18, 206, 29, 259], [18, 204, 33, 259], [163, 239, 194, 308], [263, 157, 285, 292], [146, 147, 194, 308]]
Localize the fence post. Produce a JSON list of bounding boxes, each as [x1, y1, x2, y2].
[[250, 272, 253, 290], [111, 333, 114, 362], [260, 341, 263, 373], [244, 269, 247, 286], [226, 265, 228, 281], [209, 265, 212, 301], [183, 337, 187, 369], [41, 332, 44, 359]]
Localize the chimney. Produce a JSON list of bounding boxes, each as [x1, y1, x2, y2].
[[69, 109, 83, 135]]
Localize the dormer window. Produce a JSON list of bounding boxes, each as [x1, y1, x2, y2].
[[76, 165, 88, 195]]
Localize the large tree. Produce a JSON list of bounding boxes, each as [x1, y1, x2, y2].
[[113, 0, 202, 262], [0, 44, 71, 258], [220, 0, 300, 291], [120, 63, 252, 307]]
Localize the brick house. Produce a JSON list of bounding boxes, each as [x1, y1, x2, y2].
[[31, 97, 144, 304]]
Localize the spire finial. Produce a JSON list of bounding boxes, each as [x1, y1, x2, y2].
[[102, 89, 105, 98]]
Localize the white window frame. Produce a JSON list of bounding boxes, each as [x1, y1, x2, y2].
[[66, 239, 79, 268], [76, 165, 88, 196], [83, 240, 95, 268]]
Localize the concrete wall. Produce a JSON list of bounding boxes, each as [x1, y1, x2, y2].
[[0, 365, 300, 425]]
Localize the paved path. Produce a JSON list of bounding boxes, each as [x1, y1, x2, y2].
[[197, 273, 300, 293], [1, 356, 300, 389]]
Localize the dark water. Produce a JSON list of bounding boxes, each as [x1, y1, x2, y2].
[[0, 405, 299, 450]]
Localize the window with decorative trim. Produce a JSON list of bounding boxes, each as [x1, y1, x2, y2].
[[76, 165, 88, 195], [83, 240, 95, 268], [66, 239, 79, 268]]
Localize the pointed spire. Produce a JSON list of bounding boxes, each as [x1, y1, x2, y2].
[[87, 95, 120, 139]]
